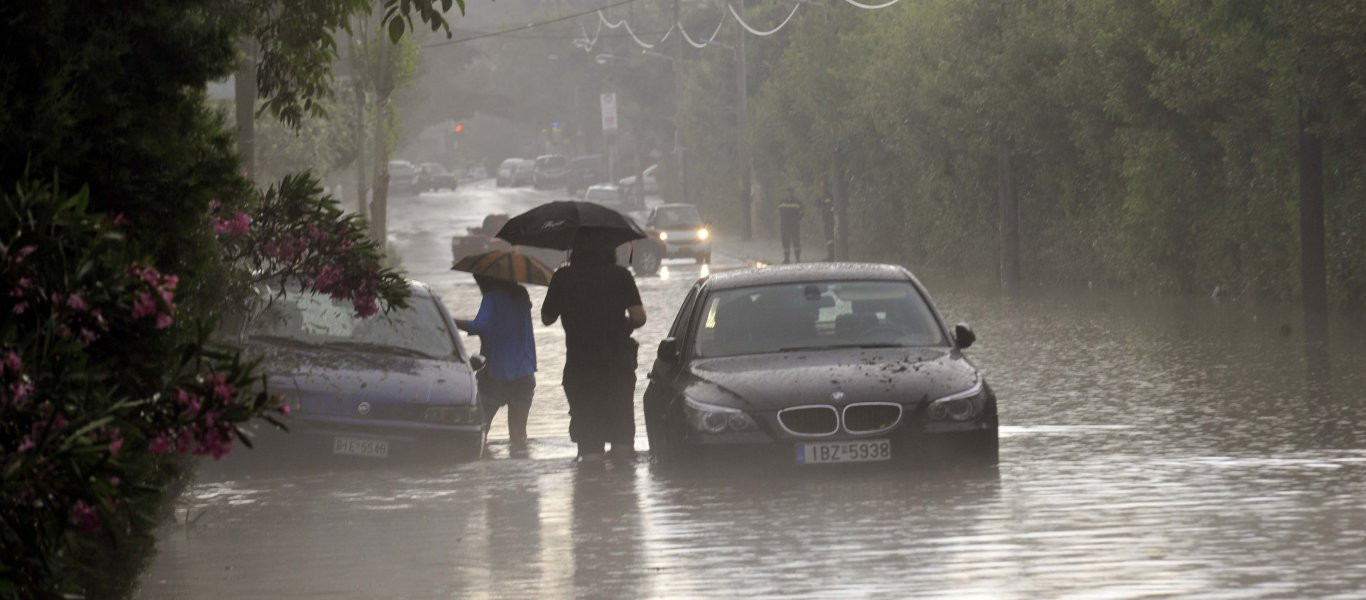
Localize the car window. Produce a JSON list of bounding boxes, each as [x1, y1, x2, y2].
[[654, 206, 702, 228], [538, 156, 568, 169], [245, 291, 455, 358], [693, 281, 945, 357]]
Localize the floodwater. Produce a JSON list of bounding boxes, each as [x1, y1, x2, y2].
[[137, 180, 1366, 598]]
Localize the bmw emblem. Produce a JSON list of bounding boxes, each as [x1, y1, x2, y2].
[[356, 401, 371, 416], [831, 391, 845, 401]]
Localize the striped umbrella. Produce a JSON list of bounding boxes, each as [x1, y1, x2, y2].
[[451, 249, 555, 286]]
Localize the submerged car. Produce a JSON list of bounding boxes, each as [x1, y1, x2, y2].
[[646, 203, 710, 264], [233, 283, 485, 460], [387, 160, 420, 195], [583, 183, 637, 213], [644, 263, 997, 468]]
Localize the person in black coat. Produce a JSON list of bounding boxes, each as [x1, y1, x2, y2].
[[542, 230, 648, 462]]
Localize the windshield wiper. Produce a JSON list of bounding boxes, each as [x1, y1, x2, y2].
[[318, 340, 436, 359], [246, 334, 321, 348], [777, 342, 908, 353]]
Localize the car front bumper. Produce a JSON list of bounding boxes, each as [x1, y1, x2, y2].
[[245, 414, 485, 461], [676, 417, 997, 468]]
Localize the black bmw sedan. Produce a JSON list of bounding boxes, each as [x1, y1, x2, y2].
[[644, 263, 997, 468]]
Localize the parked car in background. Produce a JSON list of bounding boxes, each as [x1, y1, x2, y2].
[[232, 282, 486, 461], [646, 203, 711, 264], [583, 183, 638, 213], [566, 154, 606, 195], [644, 263, 997, 469], [417, 163, 459, 192], [532, 154, 570, 189], [496, 158, 526, 187], [451, 212, 665, 277], [387, 160, 420, 195], [511, 160, 536, 187], [618, 163, 660, 196]]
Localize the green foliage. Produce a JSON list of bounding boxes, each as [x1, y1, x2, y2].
[[690, 0, 1366, 305]]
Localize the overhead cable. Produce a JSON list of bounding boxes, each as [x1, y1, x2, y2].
[[422, 0, 642, 48], [598, 10, 675, 49], [841, 0, 900, 8], [679, 17, 727, 49], [727, 2, 800, 37]]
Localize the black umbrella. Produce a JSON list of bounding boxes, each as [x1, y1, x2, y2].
[[496, 200, 646, 250]]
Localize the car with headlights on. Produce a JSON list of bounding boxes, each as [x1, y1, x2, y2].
[[231, 282, 486, 461], [643, 263, 996, 469], [646, 203, 711, 264]]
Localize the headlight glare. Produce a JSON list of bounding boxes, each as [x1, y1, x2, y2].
[[685, 397, 754, 434], [696, 228, 710, 240], [658, 231, 669, 241], [928, 381, 985, 422]]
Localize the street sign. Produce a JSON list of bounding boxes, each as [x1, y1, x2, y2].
[[600, 92, 618, 136]]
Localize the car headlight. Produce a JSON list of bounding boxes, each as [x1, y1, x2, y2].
[[658, 231, 669, 241], [696, 228, 710, 240], [927, 381, 985, 422], [424, 405, 481, 425], [684, 397, 756, 433]]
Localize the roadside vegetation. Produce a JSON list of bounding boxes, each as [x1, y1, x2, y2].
[[683, 0, 1366, 307], [0, 1, 453, 596]]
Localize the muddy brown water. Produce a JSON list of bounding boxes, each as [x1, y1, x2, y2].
[[137, 182, 1366, 598]]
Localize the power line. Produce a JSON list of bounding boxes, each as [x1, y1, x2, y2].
[[421, 0, 644, 48]]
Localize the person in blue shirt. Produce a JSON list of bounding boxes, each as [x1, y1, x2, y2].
[[456, 275, 537, 456]]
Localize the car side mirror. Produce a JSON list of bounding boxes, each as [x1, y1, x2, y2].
[[953, 323, 976, 350], [657, 337, 680, 363], [470, 354, 486, 371]]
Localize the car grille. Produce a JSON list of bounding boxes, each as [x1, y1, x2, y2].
[[777, 406, 839, 436], [842, 403, 902, 434]]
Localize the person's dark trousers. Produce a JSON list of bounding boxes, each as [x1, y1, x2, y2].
[[781, 226, 800, 263]]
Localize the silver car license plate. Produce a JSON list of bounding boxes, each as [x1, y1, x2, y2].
[[333, 436, 389, 458], [796, 439, 891, 464]]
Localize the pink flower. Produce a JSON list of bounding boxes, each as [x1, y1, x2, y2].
[[162, 275, 179, 290], [353, 294, 379, 319], [12, 302, 26, 315], [149, 434, 172, 455], [67, 293, 89, 312], [17, 436, 35, 453], [277, 404, 292, 417], [4, 351, 19, 374], [108, 476, 121, 487], [69, 501, 101, 534], [109, 436, 124, 455], [17, 277, 32, 289], [15, 246, 36, 261], [212, 210, 252, 237], [132, 292, 157, 319], [78, 328, 98, 343], [155, 313, 173, 330], [313, 264, 343, 294]]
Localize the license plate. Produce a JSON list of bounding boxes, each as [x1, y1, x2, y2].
[[333, 436, 389, 458], [796, 439, 891, 464]]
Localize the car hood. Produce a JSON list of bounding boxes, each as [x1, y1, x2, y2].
[[247, 342, 476, 415], [680, 347, 979, 412]]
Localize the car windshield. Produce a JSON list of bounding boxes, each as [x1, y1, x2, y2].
[[654, 206, 702, 228], [693, 281, 945, 358], [245, 291, 455, 359], [537, 156, 568, 169], [421, 164, 447, 174]]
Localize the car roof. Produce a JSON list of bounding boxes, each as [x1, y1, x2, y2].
[[655, 203, 697, 210], [587, 184, 619, 190], [701, 263, 912, 291]]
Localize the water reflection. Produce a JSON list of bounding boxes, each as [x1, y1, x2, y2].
[[570, 463, 645, 598]]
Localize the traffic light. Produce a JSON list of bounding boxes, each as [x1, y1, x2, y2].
[[453, 122, 464, 134]]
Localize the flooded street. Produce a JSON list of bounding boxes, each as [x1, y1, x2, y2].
[[139, 181, 1366, 599]]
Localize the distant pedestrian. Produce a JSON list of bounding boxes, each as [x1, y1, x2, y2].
[[456, 275, 538, 456], [818, 181, 836, 261], [542, 230, 647, 462], [778, 188, 804, 264]]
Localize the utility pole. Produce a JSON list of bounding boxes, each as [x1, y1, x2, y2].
[[1298, 100, 1329, 370], [234, 38, 257, 179], [672, 0, 687, 204], [348, 30, 367, 218], [997, 136, 1021, 296], [734, 0, 753, 240]]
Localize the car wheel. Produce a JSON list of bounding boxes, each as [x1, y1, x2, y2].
[[631, 245, 661, 276]]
